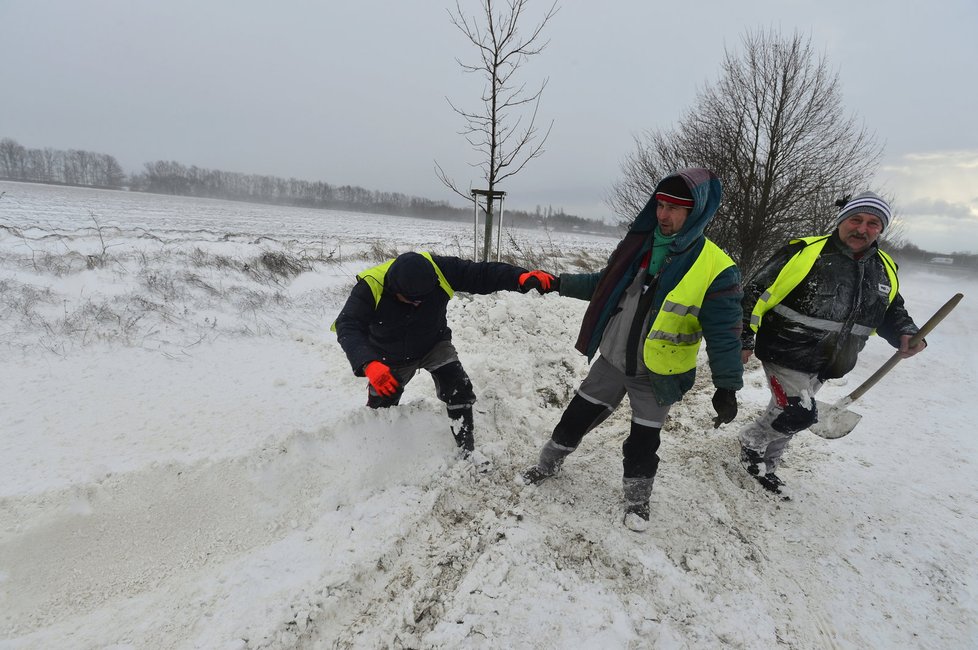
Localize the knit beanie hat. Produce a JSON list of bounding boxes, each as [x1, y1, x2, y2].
[[654, 175, 694, 208], [386, 252, 438, 300], [835, 191, 891, 231]]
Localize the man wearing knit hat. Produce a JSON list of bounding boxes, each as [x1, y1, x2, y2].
[[738, 191, 926, 496], [519, 168, 744, 531]]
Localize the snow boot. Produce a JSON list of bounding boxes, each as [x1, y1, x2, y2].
[[622, 477, 654, 532], [451, 410, 475, 455], [740, 445, 764, 475], [519, 440, 575, 485], [755, 472, 789, 498], [741, 446, 788, 498], [624, 502, 651, 532]]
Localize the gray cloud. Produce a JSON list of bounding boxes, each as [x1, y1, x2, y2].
[[902, 199, 977, 222]]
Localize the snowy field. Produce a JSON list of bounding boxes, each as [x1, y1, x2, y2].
[[1, 180, 976, 649]]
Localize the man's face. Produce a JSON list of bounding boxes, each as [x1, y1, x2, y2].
[[837, 212, 884, 253], [395, 293, 423, 307], [656, 201, 691, 235]]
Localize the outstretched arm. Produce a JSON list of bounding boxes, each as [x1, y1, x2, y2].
[[556, 271, 603, 301], [433, 255, 526, 294]]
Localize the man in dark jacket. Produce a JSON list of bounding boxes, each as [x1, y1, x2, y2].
[[739, 192, 926, 495], [333, 251, 555, 455], [520, 168, 744, 532]]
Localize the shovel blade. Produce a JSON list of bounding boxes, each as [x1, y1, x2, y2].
[[809, 399, 862, 439]]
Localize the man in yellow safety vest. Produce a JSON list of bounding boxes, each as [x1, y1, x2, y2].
[[334, 251, 556, 457], [520, 168, 744, 532], [739, 192, 927, 496]]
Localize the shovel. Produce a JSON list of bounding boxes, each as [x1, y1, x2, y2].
[[809, 292, 964, 439]]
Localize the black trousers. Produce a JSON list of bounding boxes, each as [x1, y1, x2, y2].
[[552, 393, 662, 479]]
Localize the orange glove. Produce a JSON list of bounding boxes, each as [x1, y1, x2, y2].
[[364, 361, 399, 397], [519, 270, 558, 294]]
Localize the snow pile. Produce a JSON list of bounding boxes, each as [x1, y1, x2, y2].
[[1, 181, 976, 648]]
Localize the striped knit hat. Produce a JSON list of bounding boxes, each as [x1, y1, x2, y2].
[[654, 175, 695, 208], [835, 191, 891, 231]]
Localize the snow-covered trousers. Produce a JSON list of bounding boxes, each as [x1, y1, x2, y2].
[[367, 340, 476, 423], [738, 361, 822, 472], [551, 355, 670, 479]]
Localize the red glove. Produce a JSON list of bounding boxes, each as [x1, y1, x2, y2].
[[519, 270, 558, 294], [364, 361, 399, 397]]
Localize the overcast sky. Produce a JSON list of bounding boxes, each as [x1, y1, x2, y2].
[[3, 0, 977, 253]]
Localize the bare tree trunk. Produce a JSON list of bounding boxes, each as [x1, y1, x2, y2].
[[436, 0, 558, 261], [482, 199, 494, 261]]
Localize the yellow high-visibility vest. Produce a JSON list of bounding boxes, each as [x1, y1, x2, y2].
[[749, 236, 899, 332], [330, 252, 453, 331], [643, 240, 736, 375]]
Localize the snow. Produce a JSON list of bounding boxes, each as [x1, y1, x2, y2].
[[1, 180, 976, 648]]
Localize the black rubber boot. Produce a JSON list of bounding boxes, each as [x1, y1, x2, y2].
[[451, 408, 475, 453], [623, 477, 655, 532]]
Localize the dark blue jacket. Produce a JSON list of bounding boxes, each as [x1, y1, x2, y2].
[[335, 255, 526, 373]]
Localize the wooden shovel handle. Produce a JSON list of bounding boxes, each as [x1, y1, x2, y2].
[[846, 292, 963, 402]]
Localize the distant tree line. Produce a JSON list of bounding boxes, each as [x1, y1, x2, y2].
[[129, 160, 613, 232], [0, 137, 126, 188], [0, 136, 615, 235], [129, 159, 469, 220]]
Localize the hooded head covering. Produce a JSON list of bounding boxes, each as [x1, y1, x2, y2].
[[385, 252, 438, 300], [835, 191, 891, 232], [629, 168, 723, 250]]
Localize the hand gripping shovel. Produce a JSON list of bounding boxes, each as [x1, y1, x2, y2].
[[809, 292, 963, 439]]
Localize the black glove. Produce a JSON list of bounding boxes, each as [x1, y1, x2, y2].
[[712, 388, 738, 427], [741, 329, 755, 350]]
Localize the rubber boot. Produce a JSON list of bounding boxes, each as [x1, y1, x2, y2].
[[451, 408, 475, 454], [622, 477, 655, 532]]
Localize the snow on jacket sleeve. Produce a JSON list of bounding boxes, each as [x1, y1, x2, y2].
[[334, 279, 381, 375], [876, 291, 921, 348], [700, 265, 745, 391], [432, 255, 526, 294]]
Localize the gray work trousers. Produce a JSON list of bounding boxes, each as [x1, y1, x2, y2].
[[738, 361, 822, 472]]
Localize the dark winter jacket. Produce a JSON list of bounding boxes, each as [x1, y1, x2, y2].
[[559, 168, 744, 405], [742, 232, 919, 379], [334, 254, 526, 373]]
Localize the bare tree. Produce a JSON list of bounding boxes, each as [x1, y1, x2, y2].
[[0, 138, 27, 179], [436, 0, 558, 261], [611, 29, 882, 279]]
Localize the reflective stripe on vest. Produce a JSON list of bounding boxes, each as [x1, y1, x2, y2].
[[329, 252, 453, 331], [643, 240, 736, 376], [748, 236, 899, 333]]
